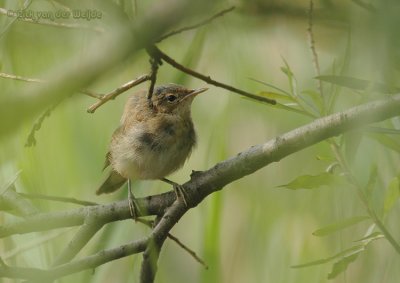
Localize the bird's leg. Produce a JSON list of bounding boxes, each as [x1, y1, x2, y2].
[[161, 178, 188, 207], [128, 179, 141, 220]]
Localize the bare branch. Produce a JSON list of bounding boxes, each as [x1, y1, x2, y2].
[[0, 192, 176, 238], [307, 0, 324, 100], [0, 238, 148, 281], [19, 192, 98, 206], [52, 218, 104, 266], [1, 185, 38, 217], [87, 74, 151, 113], [25, 101, 62, 147], [167, 233, 208, 269], [145, 48, 162, 101], [157, 6, 235, 42], [149, 45, 276, 105], [0, 72, 45, 83]]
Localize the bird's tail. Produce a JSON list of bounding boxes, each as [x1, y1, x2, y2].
[[96, 170, 127, 195]]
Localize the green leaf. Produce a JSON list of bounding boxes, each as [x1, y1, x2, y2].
[[291, 245, 364, 268], [258, 91, 294, 102], [384, 177, 400, 214], [312, 216, 370, 237], [293, 230, 382, 277], [316, 75, 400, 94], [354, 232, 384, 242], [328, 253, 359, 279], [249, 78, 291, 96], [277, 172, 341, 190], [301, 89, 323, 110]]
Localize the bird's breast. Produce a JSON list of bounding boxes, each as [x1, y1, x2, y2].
[[110, 115, 196, 180]]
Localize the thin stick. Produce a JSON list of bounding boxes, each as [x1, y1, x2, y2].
[[19, 193, 98, 206], [136, 219, 208, 269], [0, 72, 45, 83], [25, 102, 61, 147], [87, 74, 151, 113], [307, 0, 324, 102], [146, 48, 162, 101], [157, 6, 235, 42], [167, 233, 208, 269], [0, 72, 103, 99], [150, 46, 276, 105]]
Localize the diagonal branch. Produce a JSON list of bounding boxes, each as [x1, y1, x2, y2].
[[87, 74, 151, 113], [0, 238, 148, 281], [156, 6, 235, 42], [149, 45, 276, 105]]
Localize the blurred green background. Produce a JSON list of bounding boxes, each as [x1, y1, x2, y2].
[[1, 0, 400, 282]]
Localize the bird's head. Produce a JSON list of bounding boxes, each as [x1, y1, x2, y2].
[[150, 84, 208, 116]]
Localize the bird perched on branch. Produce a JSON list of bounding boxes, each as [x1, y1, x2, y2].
[[96, 84, 208, 217]]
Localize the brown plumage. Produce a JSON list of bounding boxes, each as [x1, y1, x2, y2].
[[96, 84, 207, 195]]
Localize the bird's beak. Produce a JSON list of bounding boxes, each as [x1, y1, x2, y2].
[[182, 87, 208, 101]]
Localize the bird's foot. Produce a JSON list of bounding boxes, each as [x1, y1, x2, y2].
[[161, 178, 188, 207], [173, 184, 188, 207], [128, 179, 141, 221]]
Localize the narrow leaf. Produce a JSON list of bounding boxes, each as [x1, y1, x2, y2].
[[291, 245, 364, 268], [258, 91, 294, 102], [312, 216, 370, 237], [327, 253, 359, 279], [316, 75, 400, 94], [249, 78, 291, 96], [277, 172, 340, 190], [354, 232, 384, 242], [384, 176, 400, 214]]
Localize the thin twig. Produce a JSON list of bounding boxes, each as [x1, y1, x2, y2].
[[146, 47, 162, 101], [1, 185, 39, 217], [307, 0, 324, 104], [87, 74, 151, 113], [0, 238, 148, 281], [167, 233, 208, 269], [79, 89, 103, 99], [3, 229, 74, 260], [25, 101, 62, 147], [52, 217, 104, 266], [150, 46, 276, 105], [0, 72, 103, 99], [157, 6, 235, 42], [19, 192, 98, 206], [136, 219, 208, 269], [0, 8, 104, 32], [0, 72, 45, 83], [0, 73, 103, 147]]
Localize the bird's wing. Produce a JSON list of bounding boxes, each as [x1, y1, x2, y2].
[[102, 126, 124, 171], [102, 151, 111, 171], [96, 170, 127, 195]]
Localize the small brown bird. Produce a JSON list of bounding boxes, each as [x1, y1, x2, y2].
[[96, 84, 207, 216]]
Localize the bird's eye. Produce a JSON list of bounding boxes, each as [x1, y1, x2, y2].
[[166, 95, 177, 102]]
